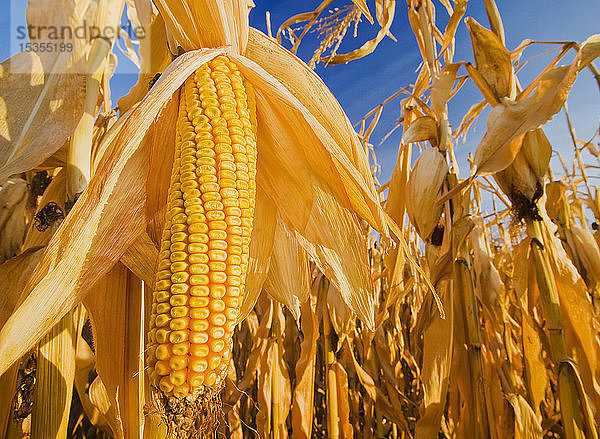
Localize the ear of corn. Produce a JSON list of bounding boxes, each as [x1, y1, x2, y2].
[[146, 55, 257, 402]]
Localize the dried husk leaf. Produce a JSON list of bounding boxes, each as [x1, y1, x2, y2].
[[406, 147, 448, 240], [521, 128, 552, 181], [578, 34, 600, 70], [295, 183, 376, 330], [234, 45, 387, 235], [263, 219, 309, 323], [0, 177, 28, 262], [402, 115, 439, 146], [237, 188, 277, 323], [0, 49, 226, 376], [465, 17, 512, 99], [0, 0, 94, 182], [152, 0, 253, 53], [473, 64, 578, 176], [244, 29, 376, 196]]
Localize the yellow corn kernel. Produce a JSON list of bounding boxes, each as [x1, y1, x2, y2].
[[147, 55, 257, 399]]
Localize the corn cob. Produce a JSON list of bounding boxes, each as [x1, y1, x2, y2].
[[146, 55, 257, 404]]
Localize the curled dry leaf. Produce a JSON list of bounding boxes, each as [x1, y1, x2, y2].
[[406, 147, 448, 240], [465, 17, 513, 100], [402, 115, 439, 146], [431, 63, 460, 119]]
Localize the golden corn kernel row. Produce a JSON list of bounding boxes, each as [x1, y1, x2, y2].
[[146, 55, 257, 398]]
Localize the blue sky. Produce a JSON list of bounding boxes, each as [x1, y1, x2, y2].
[[2, 0, 599, 192]]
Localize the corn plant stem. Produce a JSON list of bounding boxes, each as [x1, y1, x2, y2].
[[271, 302, 282, 439], [321, 280, 339, 439], [125, 271, 143, 439], [30, 310, 77, 439], [526, 219, 586, 439], [67, 37, 110, 200], [453, 258, 491, 439], [447, 173, 491, 439]]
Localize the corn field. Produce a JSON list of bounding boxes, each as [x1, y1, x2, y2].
[[0, 0, 599, 438]]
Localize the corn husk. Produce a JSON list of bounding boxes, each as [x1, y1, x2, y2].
[[406, 147, 448, 240]]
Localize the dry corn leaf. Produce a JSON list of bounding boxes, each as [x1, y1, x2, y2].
[[402, 115, 439, 146], [332, 361, 353, 438], [120, 232, 158, 286], [0, 0, 94, 183], [431, 63, 460, 119], [245, 29, 376, 193], [473, 64, 578, 176], [415, 281, 454, 439], [406, 147, 448, 240], [327, 283, 354, 339], [263, 219, 309, 323], [439, 0, 467, 59], [506, 394, 543, 439], [465, 17, 512, 99], [232, 52, 387, 234]]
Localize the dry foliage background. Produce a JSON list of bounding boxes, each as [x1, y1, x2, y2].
[[1, 0, 600, 438]]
